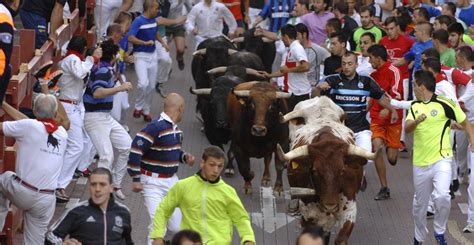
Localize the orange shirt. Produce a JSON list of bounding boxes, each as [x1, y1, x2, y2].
[[221, 0, 242, 21]]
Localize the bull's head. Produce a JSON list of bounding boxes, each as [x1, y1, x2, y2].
[[277, 136, 377, 213], [232, 82, 290, 136], [280, 96, 346, 125], [207, 66, 265, 80]]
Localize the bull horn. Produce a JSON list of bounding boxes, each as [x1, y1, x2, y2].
[[347, 144, 377, 160], [233, 90, 250, 97], [290, 187, 315, 196], [207, 66, 227, 74], [193, 48, 206, 56], [280, 110, 305, 123], [245, 68, 264, 77], [275, 91, 292, 99], [189, 87, 212, 95], [262, 37, 274, 43], [232, 37, 244, 43], [276, 144, 308, 161], [228, 49, 238, 55]]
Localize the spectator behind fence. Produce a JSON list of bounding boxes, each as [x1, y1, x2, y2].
[[46, 167, 133, 244], [296, 225, 325, 245], [150, 146, 255, 245], [19, 0, 66, 48], [0, 93, 69, 244], [0, 0, 20, 103], [171, 230, 202, 245]]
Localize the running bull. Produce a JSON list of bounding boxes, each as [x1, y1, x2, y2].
[[276, 96, 378, 244], [228, 81, 290, 194]]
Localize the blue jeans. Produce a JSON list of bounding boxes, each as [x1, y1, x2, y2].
[[19, 9, 48, 49]]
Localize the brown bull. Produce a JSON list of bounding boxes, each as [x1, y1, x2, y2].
[[228, 81, 290, 194], [277, 97, 378, 244]]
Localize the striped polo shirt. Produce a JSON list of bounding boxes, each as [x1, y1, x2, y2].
[[127, 112, 185, 182], [259, 0, 294, 33], [83, 62, 115, 113]]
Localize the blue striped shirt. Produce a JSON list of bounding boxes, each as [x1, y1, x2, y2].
[[128, 15, 158, 53], [83, 62, 115, 113], [259, 0, 294, 33], [127, 113, 185, 182]]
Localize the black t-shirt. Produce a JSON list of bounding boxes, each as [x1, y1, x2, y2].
[[323, 55, 342, 76], [22, 0, 66, 20], [322, 73, 384, 133], [342, 15, 358, 51], [250, 0, 265, 10]]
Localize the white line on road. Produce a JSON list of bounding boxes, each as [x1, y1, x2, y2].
[[447, 220, 473, 245], [458, 203, 469, 215], [65, 198, 80, 209], [251, 187, 295, 234], [77, 177, 88, 185]]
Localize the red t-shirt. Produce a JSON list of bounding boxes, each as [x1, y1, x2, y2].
[[370, 62, 404, 125], [379, 34, 415, 79], [221, 0, 242, 21]]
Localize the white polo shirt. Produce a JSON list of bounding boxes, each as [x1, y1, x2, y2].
[[281, 40, 311, 96], [3, 119, 68, 190]]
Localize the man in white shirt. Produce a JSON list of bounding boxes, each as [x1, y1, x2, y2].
[[357, 32, 375, 77], [262, 24, 310, 110], [185, 0, 237, 49], [56, 36, 102, 203], [0, 94, 69, 244]]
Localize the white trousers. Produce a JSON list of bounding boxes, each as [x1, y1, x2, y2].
[[0, 171, 56, 245], [58, 102, 85, 189], [77, 129, 97, 172], [156, 40, 172, 84], [413, 158, 452, 242], [355, 130, 373, 164], [454, 130, 469, 177], [248, 7, 269, 30], [134, 52, 158, 114], [111, 76, 130, 123], [94, 0, 122, 40], [141, 175, 182, 244], [467, 147, 474, 225], [84, 112, 131, 188]]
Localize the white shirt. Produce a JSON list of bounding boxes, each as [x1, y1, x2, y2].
[[357, 56, 375, 77], [351, 12, 361, 26], [185, 1, 237, 38], [281, 40, 311, 95], [58, 54, 95, 102], [3, 120, 68, 190]]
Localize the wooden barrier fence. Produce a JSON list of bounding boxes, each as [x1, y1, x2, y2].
[[0, 7, 96, 244]]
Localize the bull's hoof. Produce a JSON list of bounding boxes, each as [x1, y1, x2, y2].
[[243, 182, 252, 194], [261, 176, 271, 187], [224, 168, 235, 176], [273, 184, 284, 197]]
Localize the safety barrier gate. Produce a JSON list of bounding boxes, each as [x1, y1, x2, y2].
[[0, 5, 96, 243]]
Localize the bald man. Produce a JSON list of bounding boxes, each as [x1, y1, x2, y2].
[[127, 93, 195, 244]]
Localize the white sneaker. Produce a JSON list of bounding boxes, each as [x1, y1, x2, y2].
[[114, 189, 126, 200], [463, 223, 474, 233]]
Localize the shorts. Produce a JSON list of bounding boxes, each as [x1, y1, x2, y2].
[[166, 24, 185, 38], [371, 123, 403, 149]]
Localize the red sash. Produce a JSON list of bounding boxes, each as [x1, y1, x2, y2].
[[283, 50, 297, 92]]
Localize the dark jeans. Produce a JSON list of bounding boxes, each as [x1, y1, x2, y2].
[[288, 93, 310, 111], [19, 9, 48, 49]]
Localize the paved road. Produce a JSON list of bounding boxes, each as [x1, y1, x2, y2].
[[34, 37, 474, 244]]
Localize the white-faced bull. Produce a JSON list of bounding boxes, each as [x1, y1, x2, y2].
[[276, 96, 379, 244], [228, 81, 290, 194]]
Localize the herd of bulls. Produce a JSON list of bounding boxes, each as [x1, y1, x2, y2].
[[189, 31, 378, 244]]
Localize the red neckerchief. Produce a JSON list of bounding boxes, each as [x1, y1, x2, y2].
[[65, 50, 85, 61], [36, 118, 59, 134], [435, 72, 447, 84]]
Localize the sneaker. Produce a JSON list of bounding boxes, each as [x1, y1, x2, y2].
[[360, 176, 367, 192], [155, 83, 167, 98], [449, 190, 455, 200], [434, 233, 447, 245], [463, 223, 474, 233], [73, 169, 82, 179], [426, 211, 434, 219], [414, 238, 422, 245], [399, 141, 407, 152], [177, 59, 184, 70], [114, 188, 126, 200], [451, 179, 460, 192], [374, 187, 390, 200], [81, 168, 91, 177], [133, 109, 143, 118], [143, 113, 152, 122], [56, 188, 69, 203]]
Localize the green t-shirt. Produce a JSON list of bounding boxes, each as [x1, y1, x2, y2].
[[463, 34, 474, 45], [440, 48, 457, 68], [406, 95, 466, 166], [353, 26, 384, 52]]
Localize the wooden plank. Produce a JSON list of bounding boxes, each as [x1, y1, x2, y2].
[[69, 9, 80, 35], [56, 24, 71, 55], [10, 45, 19, 74], [19, 29, 35, 64]]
